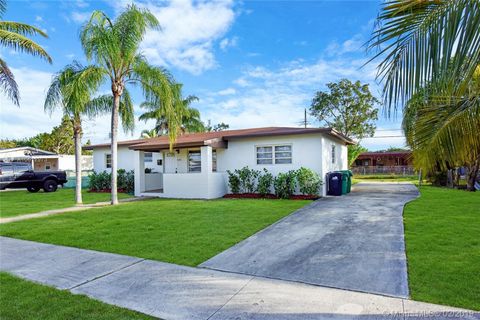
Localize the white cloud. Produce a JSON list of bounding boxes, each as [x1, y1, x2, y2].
[[66, 53, 76, 59], [217, 87, 236, 95], [219, 36, 238, 51], [35, 16, 43, 22], [135, 0, 236, 74], [325, 34, 365, 56], [71, 11, 91, 24]]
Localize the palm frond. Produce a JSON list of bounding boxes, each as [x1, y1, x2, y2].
[[0, 21, 48, 37], [0, 0, 6, 17], [367, 0, 480, 113], [0, 58, 19, 105], [0, 29, 52, 62], [119, 88, 134, 134]]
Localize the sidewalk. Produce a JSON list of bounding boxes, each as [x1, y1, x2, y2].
[[0, 236, 478, 320], [0, 196, 147, 224]]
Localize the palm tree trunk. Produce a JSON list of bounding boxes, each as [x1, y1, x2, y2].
[[110, 93, 120, 205], [74, 119, 83, 205], [466, 157, 479, 192]]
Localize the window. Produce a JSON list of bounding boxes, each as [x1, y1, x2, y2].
[[256, 146, 273, 164], [45, 162, 51, 170], [256, 145, 292, 165], [157, 159, 162, 166], [144, 152, 153, 163], [212, 150, 217, 172], [274, 145, 292, 164], [105, 154, 112, 168], [188, 150, 201, 172], [331, 145, 336, 164]]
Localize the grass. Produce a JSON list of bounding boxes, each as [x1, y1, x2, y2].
[[0, 272, 153, 320], [404, 186, 480, 311], [352, 174, 419, 184], [0, 188, 131, 218], [0, 198, 309, 266]]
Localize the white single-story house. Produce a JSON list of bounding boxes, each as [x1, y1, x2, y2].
[[0, 147, 93, 172], [86, 127, 354, 198]]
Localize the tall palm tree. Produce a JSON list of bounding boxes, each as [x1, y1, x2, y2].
[[141, 128, 158, 139], [80, 5, 176, 204], [368, 0, 480, 189], [0, 0, 51, 105], [139, 84, 203, 136], [44, 62, 105, 204]]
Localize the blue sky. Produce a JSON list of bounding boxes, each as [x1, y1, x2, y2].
[[0, 0, 406, 150]]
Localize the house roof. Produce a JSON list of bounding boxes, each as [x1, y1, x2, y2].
[[84, 127, 355, 151], [357, 151, 412, 158], [0, 147, 56, 156]]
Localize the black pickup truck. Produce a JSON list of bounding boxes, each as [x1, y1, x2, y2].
[[0, 163, 67, 192]]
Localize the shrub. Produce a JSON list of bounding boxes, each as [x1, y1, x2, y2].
[[236, 166, 260, 193], [274, 170, 297, 199], [88, 170, 134, 193], [296, 167, 322, 196], [227, 170, 241, 194], [257, 168, 273, 196]]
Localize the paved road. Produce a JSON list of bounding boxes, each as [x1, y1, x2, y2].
[[1, 236, 478, 320], [201, 182, 419, 298]]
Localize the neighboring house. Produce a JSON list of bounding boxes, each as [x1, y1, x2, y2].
[[86, 127, 354, 198], [0, 147, 93, 172], [351, 150, 413, 175]]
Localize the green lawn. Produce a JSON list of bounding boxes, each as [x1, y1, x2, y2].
[[0, 272, 153, 320], [0, 189, 131, 218], [404, 186, 480, 311], [0, 198, 309, 266]]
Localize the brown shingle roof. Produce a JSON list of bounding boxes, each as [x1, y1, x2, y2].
[[84, 127, 355, 151]]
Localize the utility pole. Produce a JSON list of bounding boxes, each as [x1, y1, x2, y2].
[[304, 108, 307, 128]]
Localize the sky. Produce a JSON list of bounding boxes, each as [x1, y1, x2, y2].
[[0, 0, 406, 151]]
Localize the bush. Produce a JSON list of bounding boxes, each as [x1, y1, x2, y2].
[[296, 167, 322, 196], [227, 166, 260, 193], [274, 170, 297, 199], [257, 168, 273, 196], [88, 170, 134, 194], [226, 170, 241, 193]]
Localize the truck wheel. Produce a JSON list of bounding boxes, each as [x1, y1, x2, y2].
[[27, 186, 40, 193], [43, 180, 58, 192]]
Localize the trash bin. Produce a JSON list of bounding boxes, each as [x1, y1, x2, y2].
[[338, 171, 348, 195], [327, 172, 343, 196], [338, 170, 353, 193]]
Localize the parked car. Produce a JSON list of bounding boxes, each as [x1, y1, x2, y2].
[[0, 162, 67, 192]]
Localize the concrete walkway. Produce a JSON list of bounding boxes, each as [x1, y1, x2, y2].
[[201, 183, 418, 298], [0, 196, 144, 224], [1, 237, 478, 320]]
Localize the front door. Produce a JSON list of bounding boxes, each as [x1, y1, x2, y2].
[[164, 153, 176, 173]]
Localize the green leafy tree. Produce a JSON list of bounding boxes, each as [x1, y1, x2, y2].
[[206, 121, 229, 132], [310, 79, 379, 140], [0, 0, 51, 105], [45, 62, 106, 204], [310, 79, 379, 166], [80, 5, 176, 204]]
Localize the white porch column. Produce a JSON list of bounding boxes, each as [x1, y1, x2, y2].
[[134, 151, 145, 196], [200, 146, 212, 173]]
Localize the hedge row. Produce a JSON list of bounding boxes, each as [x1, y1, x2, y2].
[[226, 166, 323, 199], [88, 169, 134, 194]]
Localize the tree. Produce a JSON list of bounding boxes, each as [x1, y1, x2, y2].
[[369, 0, 480, 191], [0, 0, 51, 105], [347, 145, 367, 167], [140, 128, 159, 139], [206, 121, 229, 132], [140, 83, 203, 136], [310, 79, 379, 167], [80, 5, 176, 204], [45, 62, 105, 204], [310, 79, 379, 140]]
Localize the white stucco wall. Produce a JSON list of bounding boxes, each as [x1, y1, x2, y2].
[[92, 147, 162, 173]]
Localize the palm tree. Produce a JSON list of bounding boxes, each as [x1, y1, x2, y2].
[[368, 0, 480, 190], [44, 62, 105, 204], [80, 5, 176, 204], [139, 84, 204, 135], [141, 128, 159, 139], [368, 0, 480, 111], [0, 0, 51, 105]]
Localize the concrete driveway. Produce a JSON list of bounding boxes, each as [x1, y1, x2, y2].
[[201, 182, 419, 298]]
